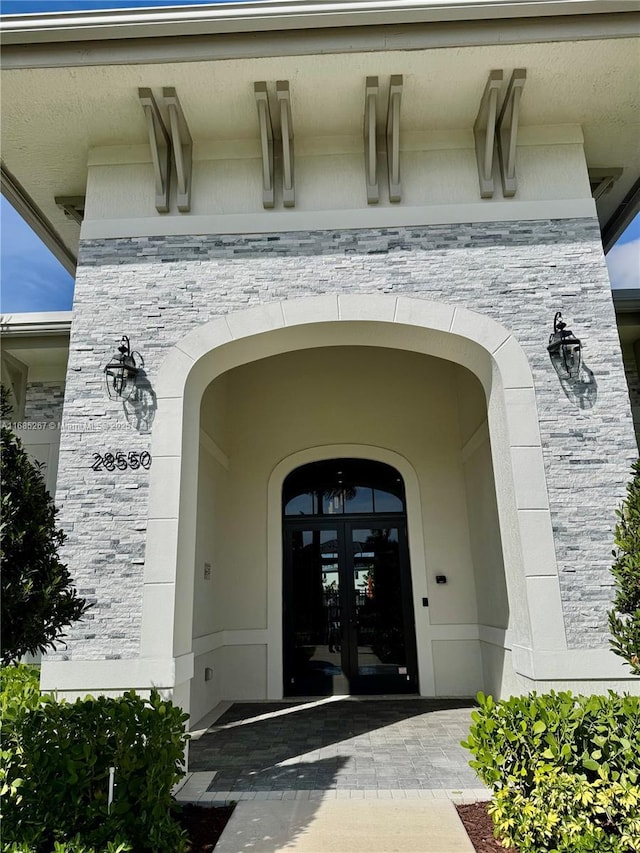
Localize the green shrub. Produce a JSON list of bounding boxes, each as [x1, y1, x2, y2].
[[463, 691, 640, 788], [3, 839, 131, 853], [51, 840, 131, 853], [1, 667, 189, 852], [489, 770, 640, 852], [1, 389, 90, 665], [463, 691, 640, 851], [1, 664, 47, 715], [609, 460, 640, 675]]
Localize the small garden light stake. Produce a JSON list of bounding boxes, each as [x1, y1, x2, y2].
[[108, 766, 115, 814]]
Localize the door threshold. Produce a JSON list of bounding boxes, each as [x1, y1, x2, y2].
[[285, 694, 424, 701]]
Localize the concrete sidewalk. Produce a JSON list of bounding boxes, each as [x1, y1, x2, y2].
[[213, 798, 476, 853], [175, 774, 487, 852]]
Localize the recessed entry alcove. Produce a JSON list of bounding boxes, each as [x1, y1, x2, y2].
[[190, 345, 508, 726]]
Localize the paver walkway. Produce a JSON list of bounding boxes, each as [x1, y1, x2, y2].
[[188, 697, 484, 794]]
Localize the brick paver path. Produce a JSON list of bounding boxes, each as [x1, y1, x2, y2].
[[188, 698, 481, 792]]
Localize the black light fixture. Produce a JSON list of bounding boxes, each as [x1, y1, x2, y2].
[[547, 312, 582, 379], [104, 336, 140, 402]]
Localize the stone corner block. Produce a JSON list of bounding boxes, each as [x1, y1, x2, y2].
[[395, 297, 455, 333], [504, 387, 543, 446], [151, 396, 184, 457], [147, 455, 181, 519], [282, 293, 340, 326], [517, 509, 559, 577], [178, 318, 233, 362], [526, 575, 568, 651], [144, 518, 179, 584], [338, 293, 397, 322], [451, 307, 511, 355], [226, 302, 285, 339], [511, 446, 550, 510], [493, 336, 535, 390], [155, 347, 195, 400]]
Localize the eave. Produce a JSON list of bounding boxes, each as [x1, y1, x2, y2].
[[1, 1, 639, 270], [2, 0, 637, 45]]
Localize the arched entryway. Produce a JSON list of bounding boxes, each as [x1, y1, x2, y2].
[[283, 459, 418, 696], [140, 294, 568, 721]]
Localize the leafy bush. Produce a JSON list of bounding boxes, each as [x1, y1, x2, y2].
[[489, 769, 640, 852], [0, 388, 90, 664], [1, 667, 189, 852], [463, 691, 640, 852], [609, 460, 640, 675], [1, 664, 44, 715], [3, 839, 131, 853]]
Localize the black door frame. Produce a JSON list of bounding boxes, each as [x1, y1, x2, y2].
[[283, 514, 419, 695]]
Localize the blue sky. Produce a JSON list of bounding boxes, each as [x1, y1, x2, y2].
[[605, 214, 640, 291], [0, 197, 76, 313], [1, 0, 638, 311]]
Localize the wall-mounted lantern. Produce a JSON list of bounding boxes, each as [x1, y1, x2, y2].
[[547, 312, 582, 379], [104, 336, 140, 402]]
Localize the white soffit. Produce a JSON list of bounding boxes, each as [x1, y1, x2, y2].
[[1, 26, 639, 263]]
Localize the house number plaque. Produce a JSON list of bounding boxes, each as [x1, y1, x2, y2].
[[91, 451, 152, 472]]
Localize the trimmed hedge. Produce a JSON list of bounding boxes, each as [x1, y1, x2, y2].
[[1, 665, 189, 853], [5, 841, 130, 853], [462, 691, 640, 852]]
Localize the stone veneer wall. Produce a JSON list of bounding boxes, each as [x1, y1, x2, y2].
[[24, 381, 65, 422], [54, 218, 637, 661]]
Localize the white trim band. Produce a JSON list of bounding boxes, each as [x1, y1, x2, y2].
[[80, 198, 598, 241]]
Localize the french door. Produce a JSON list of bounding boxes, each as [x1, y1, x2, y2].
[[283, 517, 418, 696]]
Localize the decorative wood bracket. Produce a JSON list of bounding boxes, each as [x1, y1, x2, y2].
[[589, 167, 623, 201], [497, 69, 526, 198], [473, 70, 503, 199], [54, 196, 85, 225], [163, 87, 192, 213], [254, 82, 275, 209], [276, 80, 295, 208], [364, 76, 379, 204], [138, 88, 171, 213], [386, 74, 403, 203]]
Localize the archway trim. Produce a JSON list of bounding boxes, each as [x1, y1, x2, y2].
[[141, 294, 566, 700]]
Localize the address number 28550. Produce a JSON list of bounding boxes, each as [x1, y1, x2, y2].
[[91, 451, 152, 472]]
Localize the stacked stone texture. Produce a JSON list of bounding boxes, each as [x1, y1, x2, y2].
[[24, 381, 65, 422], [54, 218, 637, 661]]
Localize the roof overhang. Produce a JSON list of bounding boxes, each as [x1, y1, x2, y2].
[[0, 312, 73, 338], [613, 288, 640, 314], [2, 1, 639, 272], [2, 1, 636, 44]]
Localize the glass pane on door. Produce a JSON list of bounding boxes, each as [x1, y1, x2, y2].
[[349, 527, 414, 692], [288, 528, 347, 695]]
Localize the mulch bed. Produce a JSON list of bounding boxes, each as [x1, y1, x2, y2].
[[176, 803, 236, 853], [456, 802, 517, 853]]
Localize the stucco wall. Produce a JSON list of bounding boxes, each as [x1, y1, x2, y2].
[[190, 347, 493, 703], [85, 136, 589, 225], [53, 218, 636, 666]]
